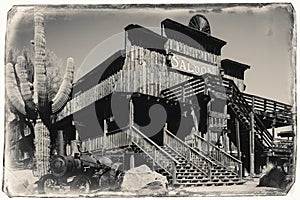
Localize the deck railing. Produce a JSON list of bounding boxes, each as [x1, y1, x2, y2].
[[161, 78, 206, 101], [106, 127, 132, 149], [82, 124, 178, 184], [242, 92, 292, 119], [82, 126, 131, 151]]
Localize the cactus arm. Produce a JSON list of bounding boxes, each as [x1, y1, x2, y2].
[[34, 11, 48, 110], [6, 95, 19, 115], [15, 56, 36, 111], [5, 63, 26, 115], [51, 58, 74, 113]]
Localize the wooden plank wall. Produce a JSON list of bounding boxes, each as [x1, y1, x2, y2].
[[57, 45, 193, 120]]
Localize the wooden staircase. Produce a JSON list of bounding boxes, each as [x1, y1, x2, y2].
[[81, 119, 245, 187], [130, 125, 245, 187], [162, 146, 244, 186], [224, 78, 293, 156], [163, 127, 245, 186]]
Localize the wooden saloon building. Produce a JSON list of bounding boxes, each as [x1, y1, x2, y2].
[[54, 15, 294, 187]]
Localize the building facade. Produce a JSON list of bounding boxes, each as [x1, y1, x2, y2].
[[53, 15, 294, 187]]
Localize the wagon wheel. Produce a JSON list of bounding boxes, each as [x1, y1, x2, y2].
[[188, 14, 211, 34], [70, 175, 91, 193], [37, 174, 58, 194]]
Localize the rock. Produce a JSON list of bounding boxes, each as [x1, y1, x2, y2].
[[3, 169, 38, 196], [258, 166, 289, 189], [121, 165, 168, 192]]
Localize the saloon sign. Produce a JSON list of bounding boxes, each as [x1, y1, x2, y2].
[[170, 54, 218, 76]]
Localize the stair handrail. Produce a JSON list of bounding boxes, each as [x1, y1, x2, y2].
[[193, 133, 242, 178], [223, 78, 275, 148], [227, 80, 278, 144], [131, 126, 178, 184], [132, 126, 178, 163], [164, 128, 215, 178], [254, 117, 274, 148], [194, 133, 242, 164]]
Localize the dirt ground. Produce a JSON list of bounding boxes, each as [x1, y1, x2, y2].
[[1, 168, 294, 198]]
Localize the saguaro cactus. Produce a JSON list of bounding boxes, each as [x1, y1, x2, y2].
[[5, 9, 74, 177]]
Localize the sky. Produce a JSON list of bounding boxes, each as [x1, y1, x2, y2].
[[6, 4, 295, 105]]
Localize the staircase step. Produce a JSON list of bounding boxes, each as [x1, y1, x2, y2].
[[176, 178, 209, 183], [177, 169, 202, 173], [175, 179, 244, 187], [211, 178, 220, 182], [177, 175, 206, 179], [226, 174, 237, 178], [176, 167, 200, 171], [177, 172, 206, 175], [216, 175, 225, 179], [176, 171, 206, 175]]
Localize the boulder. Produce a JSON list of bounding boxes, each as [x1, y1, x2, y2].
[[258, 166, 289, 189], [121, 165, 168, 192]]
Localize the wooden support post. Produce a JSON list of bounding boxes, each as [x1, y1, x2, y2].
[[190, 104, 199, 132], [235, 118, 242, 179], [208, 162, 212, 181], [272, 118, 276, 140], [207, 101, 211, 156], [129, 99, 134, 127], [239, 162, 243, 180], [163, 123, 168, 145], [235, 118, 241, 161], [122, 152, 126, 171], [103, 119, 108, 150], [75, 130, 79, 140], [250, 112, 255, 177], [130, 154, 135, 169], [223, 131, 228, 153], [172, 162, 177, 185], [125, 31, 127, 53], [153, 149, 156, 170]]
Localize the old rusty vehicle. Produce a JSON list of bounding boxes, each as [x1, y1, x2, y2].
[[37, 151, 123, 194]]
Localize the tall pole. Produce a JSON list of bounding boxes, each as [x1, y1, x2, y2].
[[235, 118, 241, 161], [249, 96, 255, 177], [207, 100, 212, 156], [235, 118, 243, 179]]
